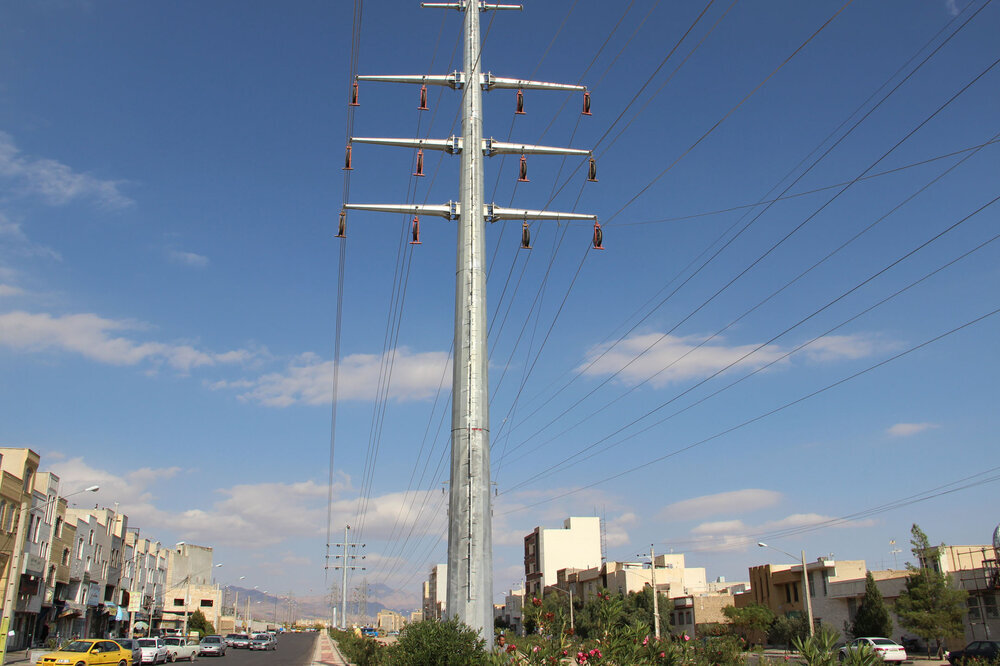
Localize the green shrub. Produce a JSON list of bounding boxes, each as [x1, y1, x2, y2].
[[387, 617, 488, 665]]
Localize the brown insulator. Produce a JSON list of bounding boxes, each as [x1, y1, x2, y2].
[[587, 157, 598, 183], [413, 149, 425, 177], [515, 89, 525, 115], [350, 81, 360, 107], [410, 216, 422, 245], [518, 154, 529, 182], [418, 84, 429, 111], [582, 90, 592, 116]]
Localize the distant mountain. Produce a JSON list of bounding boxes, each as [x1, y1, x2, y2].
[[226, 586, 417, 625]]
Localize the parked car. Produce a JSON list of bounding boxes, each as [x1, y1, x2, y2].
[[838, 637, 906, 663], [163, 637, 199, 662], [113, 638, 144, 665], [228, 634, 250, 649], [197, 636, 226, 658], [137, 637, 170, 664], [223, 634, 240, 647], [947, 640, 1000, 665], [35, 639, 133, 666], [249, 633, 275, 651]]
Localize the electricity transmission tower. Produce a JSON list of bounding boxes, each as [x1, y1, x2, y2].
[[342, 1, 598, 646], [328, 525, 365, 629]]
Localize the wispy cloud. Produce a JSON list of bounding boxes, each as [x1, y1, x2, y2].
[[168, 250, 209, 268], [659, 489, 783, 522], [0, 310, 254, 372], [0, 131, 133, 209], [0, 212, 61, 261], [687, 513, 876, 552], [945, 0, 960, 16], [579, 332, 890, 388], [214, 348, 451, 407], [886, 422, 939, 438], [0, 284, 25, 298]]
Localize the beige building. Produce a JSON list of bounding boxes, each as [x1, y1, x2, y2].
[[423, 564, 447, 620], [670, 593, 737, 638], [376, 609, 404, 633], [555, 553, 715, 606], [741, 557, 866, 626], [0, 448, 40, 650], [163, 543, 222, 634], [524, 517, 602, 596]]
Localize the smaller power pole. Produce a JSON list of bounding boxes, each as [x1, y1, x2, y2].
[[329, 525, 364, 629], [650, 545, 660, 640]]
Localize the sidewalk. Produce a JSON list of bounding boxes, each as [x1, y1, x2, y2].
[[3, 649, 30, 665], [311, 630, 351, 666]]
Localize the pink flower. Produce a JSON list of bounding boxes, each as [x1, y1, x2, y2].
[[590, 648, 602, 658], [643, 636, 649, 646], [576, 652, 588, 664], [683, 634, 690, 641], [533, 646, 540, 653], [659, 652, 665, 658]]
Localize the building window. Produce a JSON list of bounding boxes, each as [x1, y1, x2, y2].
[[785, 585, 792, 604], [822, 571, 828, 596], [62, 548, 70, 566], [174, 598, 185, 607], [78, 537, 85, 558], [88, 531, 94, 546], [984, 594, 999, 619], [55, 517, 63, 538], [968, 597, 982, 621], [200, 599, 213, 607], [808, 572, 815, 597]]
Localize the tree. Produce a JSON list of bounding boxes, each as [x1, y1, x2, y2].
[[187, 609, 215, 637], [387, 618, 487, 666], [769, 613, 810, 650], [850, 571, 893, 638], [894, 524, 967, 657], [722, 602, 774, 646]]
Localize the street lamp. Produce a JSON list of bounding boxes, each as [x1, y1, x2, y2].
[[757, 542, 814, 636], [548, 586, 574, 633], [0, 484, 99, 663]]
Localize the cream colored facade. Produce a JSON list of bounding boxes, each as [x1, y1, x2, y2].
[[670, 593, 736, 638], [376, 609, 404, 632], [742, 557, 866, 623], [524, 517, 602, 596], [557, 553, 712, 605], [163, 543, 222, 634], [424, 564, 447, 620]]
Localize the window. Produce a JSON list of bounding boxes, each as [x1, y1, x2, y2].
[[77, 537, 85, 559], [984, 593, 999, 619], [62, 548, 70, 566], [55, 517, 63, 538], [200, 599, 213, 607], [968, 597, 982, 621], [88, 531, 94, 546], [808, 572, 815, 597], [822, 571, 828, 596], [174, 598, 185, 607]]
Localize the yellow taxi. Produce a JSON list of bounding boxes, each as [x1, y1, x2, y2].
[[35, 639, 132, 666]]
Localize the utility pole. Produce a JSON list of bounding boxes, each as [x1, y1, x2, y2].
[[650, 545, 661, 640], [328, 525, 364, 630], [343, 1, 598, 647]]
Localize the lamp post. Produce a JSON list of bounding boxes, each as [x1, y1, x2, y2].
[[0, 484, 98, 662], [757, 542, 814, 636], [548, 586, 574, 633]]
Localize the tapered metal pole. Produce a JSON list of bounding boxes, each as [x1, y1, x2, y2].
[[650, 545, 660, 640], [341, 525, 349, 629], [446, 0, 493, 648]]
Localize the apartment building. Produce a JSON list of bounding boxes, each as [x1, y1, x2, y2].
[[423, 564, 447, 620], [124, 530, 168, 636], [0, 448, 40, 650], [163, 543, 222, 633], [740, 557, 866, 628], [376, 609, 404, 633], [524, 517, 602, 597], [493, 587, 524, 635], [670, 593, 736, 638]]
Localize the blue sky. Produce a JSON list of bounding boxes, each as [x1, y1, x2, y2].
[[1, 0, 998, 613]]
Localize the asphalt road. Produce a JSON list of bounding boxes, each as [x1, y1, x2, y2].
[[207, 633, 317, 666]]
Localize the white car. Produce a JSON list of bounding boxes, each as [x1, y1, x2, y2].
[[163, 637, 199, 661], [137, 638, 170, 664], [838, 637, 907, 663]]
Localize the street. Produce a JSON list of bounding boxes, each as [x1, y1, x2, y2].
[[217, 632, 317, 666]]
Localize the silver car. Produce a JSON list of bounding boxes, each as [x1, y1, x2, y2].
[[112, 638, 143, 666], [249, 633, 275, 651], [198, 635, 227, 657]]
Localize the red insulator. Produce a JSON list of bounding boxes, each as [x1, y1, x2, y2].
[[337, 210, 346, 238], [520, 222, 531, 249], [518, 154, 529, 182], [587, 157, 598, 183], [410, 216, 422, 245], [413, 149, 425, 177], [344, 144, 354, 171], [350, 81, 360, 107], [418, 85, 429, 111], [515, 89, 525, 115], [592, 221, 604, 250], [582, 90, 592, 116]]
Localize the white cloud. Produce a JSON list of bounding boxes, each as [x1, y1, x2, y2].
[[945, 0, 959, 16], [886, 422, 939, 438], [0, 284, 25, 298], [687, 513, 876, 552], [0, 310, 254, 372], [0, 132, 133, 208], [219, 348, 451, 407], [168, 250, 209, 268], [0, 212, 61, 261], [579, 332, 889, 388], [660, 489, 783, 522]]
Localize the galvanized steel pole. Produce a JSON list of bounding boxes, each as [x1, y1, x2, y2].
[[446, 0, 494, 647]]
